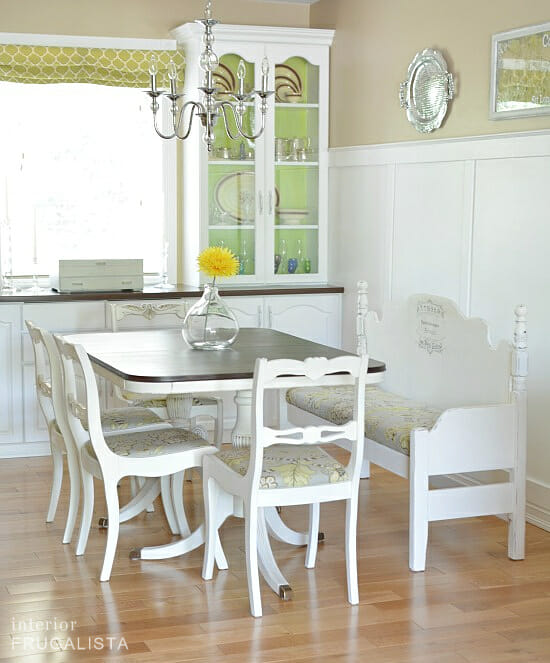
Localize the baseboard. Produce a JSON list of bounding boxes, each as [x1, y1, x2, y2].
[[431, 472, 550, 533], [0, 442, 51, 458]]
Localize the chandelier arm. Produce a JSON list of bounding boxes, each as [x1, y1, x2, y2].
[[174, 101, 205, 140], [152, 111, 176, 140], [218, 103, 244, 141], [219, 101, 266, 141]]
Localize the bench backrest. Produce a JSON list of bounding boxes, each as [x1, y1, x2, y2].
[[360, 290, 518, 409]]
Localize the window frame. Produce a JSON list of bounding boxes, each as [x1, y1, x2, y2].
[[0, 31, 178, 286]]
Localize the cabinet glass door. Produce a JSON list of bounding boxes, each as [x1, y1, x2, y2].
[[207, 54, 258, 279], [273, 56, 319, 278]]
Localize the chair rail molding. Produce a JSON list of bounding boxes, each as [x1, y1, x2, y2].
[[327, 128, 550, 534]]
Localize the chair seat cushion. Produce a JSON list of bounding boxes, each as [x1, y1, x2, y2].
[[216, 444, 349, 489], [100, 407, 164, 432], [286, 386, 442, 456], [121, 391, 219, 409], [85, 427, 211, 459]]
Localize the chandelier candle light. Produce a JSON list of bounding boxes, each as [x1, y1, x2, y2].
[[147, 1, 274, 151], [182, 246, 240, 349]]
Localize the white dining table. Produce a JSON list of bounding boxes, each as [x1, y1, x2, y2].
[[65, 327, 385, 599]]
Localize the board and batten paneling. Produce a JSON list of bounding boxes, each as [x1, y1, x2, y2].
[[328, 129, 550, 532]]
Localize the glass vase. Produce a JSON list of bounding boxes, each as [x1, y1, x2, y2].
[[182, 283, 239, 350]]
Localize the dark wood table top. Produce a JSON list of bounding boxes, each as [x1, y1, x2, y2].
[[65, 327, 385, 383]]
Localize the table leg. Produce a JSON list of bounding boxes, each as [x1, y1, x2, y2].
[[131, 488, 234, 560], [166, 394, 193, 428], [257, 510, 292, 600], [231, 390, 253, 447]]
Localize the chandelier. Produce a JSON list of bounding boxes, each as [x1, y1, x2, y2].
[[146, 1, 273, 151]]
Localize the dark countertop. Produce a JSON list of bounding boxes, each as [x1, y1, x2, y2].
[[0, 283, 344, 303]]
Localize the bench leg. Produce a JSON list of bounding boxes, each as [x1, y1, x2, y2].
[[360, 454, 370, 479], [508, 467, 526, 560], [409, 431, 429, 572]]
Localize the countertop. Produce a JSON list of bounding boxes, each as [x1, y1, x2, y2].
[[0, 283, 344, 303]]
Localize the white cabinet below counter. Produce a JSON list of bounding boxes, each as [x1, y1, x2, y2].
[[224, 294, 341, 347], [0, 290, 342, 456]]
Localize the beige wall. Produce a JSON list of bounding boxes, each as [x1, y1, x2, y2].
[[0, 0, 309, 38], [310, 0, 550, 146]]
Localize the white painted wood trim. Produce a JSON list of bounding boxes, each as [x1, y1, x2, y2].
[[329, 130, 550, 168], [171, 23, 334, 47]]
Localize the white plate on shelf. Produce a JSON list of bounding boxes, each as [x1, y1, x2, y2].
[[276, 208, 310, 225], [215, 172, 279, 223]]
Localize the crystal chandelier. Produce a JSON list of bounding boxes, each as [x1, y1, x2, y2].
[[146, 1, 273, 151]]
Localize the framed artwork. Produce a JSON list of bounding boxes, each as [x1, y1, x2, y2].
[[490, 22, 550, 119]]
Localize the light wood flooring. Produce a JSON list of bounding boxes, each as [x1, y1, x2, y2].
[[1, 450, 550, 662]]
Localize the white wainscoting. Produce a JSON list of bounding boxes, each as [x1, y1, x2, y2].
[[328, 129, 550, 533]]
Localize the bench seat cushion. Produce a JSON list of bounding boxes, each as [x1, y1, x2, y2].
[[286, 386, 442, 455]]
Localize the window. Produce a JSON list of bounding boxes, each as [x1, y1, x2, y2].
[[0, 81, 170, 278]]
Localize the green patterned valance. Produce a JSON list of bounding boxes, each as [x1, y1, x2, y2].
[[0, 44, 185, 88]]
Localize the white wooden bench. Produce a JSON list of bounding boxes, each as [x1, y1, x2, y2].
[[286, 282, 527, 571]]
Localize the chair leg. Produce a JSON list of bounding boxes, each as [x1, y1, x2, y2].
[[76, 469, 94, 556], [62, 445, 81, 544], [46, 445, 64, 523], [345, 495, 359, 605], [245, 501, 262, 618], [305, 502, 320, 569], [409, 432, 429, 572], [100, 477, 121, 582], [171, 471, 191, 538], [161, 475, 179, 535], [202, 476, 217, 581]]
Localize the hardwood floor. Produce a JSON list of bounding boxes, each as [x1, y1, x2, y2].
[[1, 450, 550, 662]]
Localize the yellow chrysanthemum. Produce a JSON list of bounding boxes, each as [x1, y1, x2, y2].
[[197, 246, 239, 278]]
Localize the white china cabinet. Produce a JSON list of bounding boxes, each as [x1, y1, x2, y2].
[[173, 24, 334, 285]]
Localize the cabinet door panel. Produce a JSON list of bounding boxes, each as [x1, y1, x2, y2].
[[0, 306, 23, 444], [266, 294, 341, 347], [224, 296, 264, 329]]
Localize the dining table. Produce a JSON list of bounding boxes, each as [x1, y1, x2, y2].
[[65, 326, 385, 599]]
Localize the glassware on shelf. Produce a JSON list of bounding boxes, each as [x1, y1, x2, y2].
[[279, 239, 287, 274], [238, 239, 248, 275], [154, 242, 175, 289], [274, 254, 281, 274], [297, 239, 303, 271], [0, 216, 16, 292], [287, 258, 298, 274], [182, 283, 239, 350], [303, 258, 311, 274]]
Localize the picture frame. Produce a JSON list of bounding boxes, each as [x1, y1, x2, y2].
[[490, 22, 550, 119]]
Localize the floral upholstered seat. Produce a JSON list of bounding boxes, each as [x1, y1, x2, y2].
[[121, 391, 219, 409], [85, 427, 211, 459], [100, 407, 164, 431], [216, 444, 349, 489], [286, 386, 442, 456]]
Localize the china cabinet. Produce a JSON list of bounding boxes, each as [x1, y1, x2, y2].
[[173, 24, 334, 285]]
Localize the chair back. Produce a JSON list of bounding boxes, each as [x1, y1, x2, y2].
[[248, 355, 368, 490], [54, 335, 112, 463], [25, 320, 56, 431], [109, 300, 188, 332]]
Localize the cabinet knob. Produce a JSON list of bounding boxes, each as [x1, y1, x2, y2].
[[257, 305, 262, 327], [258, 191, 263, 215]]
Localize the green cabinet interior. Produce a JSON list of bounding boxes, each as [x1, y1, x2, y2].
[[207, 54, 320, 277]]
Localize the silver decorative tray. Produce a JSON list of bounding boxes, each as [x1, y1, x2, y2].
[[399, 49, 455, 133]]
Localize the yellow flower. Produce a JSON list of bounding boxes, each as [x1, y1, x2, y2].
[[197, 246, 239, 279]]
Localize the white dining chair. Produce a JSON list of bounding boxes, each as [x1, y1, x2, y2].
[[26, 321, 176, 541], [54, 334, 228, 581], [201, 354, 367, 617]]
